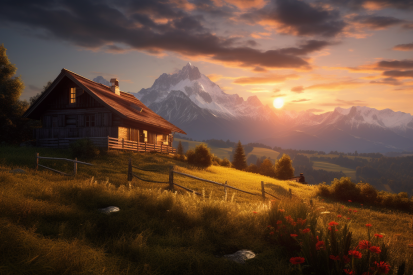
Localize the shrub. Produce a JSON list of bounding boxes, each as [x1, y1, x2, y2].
[[245, 164, 258, 173], [211, 154, 221, 166], [186, 143, 212, 169], [274, 154, 294, 180], [317, 183, 330, 197], [357, 182, 378, 203], [70, 138, 100, 159], [259, 158, 275, 177], [220, 158, 231, 167], [329, 177, 361, 201]]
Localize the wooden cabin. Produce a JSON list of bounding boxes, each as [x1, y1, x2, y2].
[[23, 68, 186, 153]]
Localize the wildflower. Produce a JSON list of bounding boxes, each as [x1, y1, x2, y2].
[[253, 211, 257, 214], [297, 218, 307, 225], [349, 209, 352, 212], [369, 246, 381, 254], [374, 261, 390, 274], [276, 220, 282, 225], [329, 255, 340, 261], [328, 226, 338, 232], [359, 240, 371, 249], [270, 231, 274, 235], [279, 209, 285, 212], [302, 228, 311, 234], [366, 224, 372, 227], [342, 206, 345, 208], [361, 204, 363, 206], [290, 257, 305, 265], [344, 269, 354, 274], [267, 225, 272, 228], [348, 200, 352, 202], [353, 210, 358, 213], [343, 255, 351, 264], [290, 234, 298, 237], [328, 221, 339, 226], [348, 250, 362, 259], [347, 217, 351, 220], [337, 215, 342, 218], [316, 241, 325, 250], [374, 234, 383, 238]]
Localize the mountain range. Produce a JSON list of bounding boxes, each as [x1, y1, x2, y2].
[[93, 64, 413, 153]]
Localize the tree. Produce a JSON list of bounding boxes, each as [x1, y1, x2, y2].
[[0, 44, 29, 144], [259, 158, 275, 177], [29, 80, 52, 106], [186, 143, 212, 169], [176, 140, 185, 161], [274, 154, 295, 180], [232, 140, 247, 170]]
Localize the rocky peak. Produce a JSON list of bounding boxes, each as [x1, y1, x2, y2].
[[246, 95, 263, 107]]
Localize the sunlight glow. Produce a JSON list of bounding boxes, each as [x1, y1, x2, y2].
[[273, 97, 284, 109]]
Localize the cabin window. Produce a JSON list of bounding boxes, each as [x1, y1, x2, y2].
[[85, 115, 95, 127], [140, 130, 148, 143], [70, 87, 76, 103]]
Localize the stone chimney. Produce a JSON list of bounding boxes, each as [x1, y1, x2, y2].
[[110, 78, 120, 95]]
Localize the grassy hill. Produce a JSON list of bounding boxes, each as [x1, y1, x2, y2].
[[0, 145, 412, 274], [313, 161, 357, 181]]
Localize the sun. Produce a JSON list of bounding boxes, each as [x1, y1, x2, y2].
[[273, 97, 284, 109]]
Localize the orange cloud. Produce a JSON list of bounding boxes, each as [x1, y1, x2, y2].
[[393, 43, 413, 51], [224, 0, 268, 10], [362, 1, 389, 10], [207, 74, 225, 82], [306, 81, 365, 91], [233, 74, 299, 85]]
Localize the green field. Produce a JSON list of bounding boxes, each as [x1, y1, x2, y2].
[[247, 147, 280, 163], [313, 161, 357, 180]]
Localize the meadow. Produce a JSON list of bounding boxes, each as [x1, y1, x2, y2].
[[0, 145, 412, 274], [313, 161, 357, 181]]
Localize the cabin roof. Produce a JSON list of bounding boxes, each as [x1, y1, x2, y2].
[[24, 68, 186, 134]]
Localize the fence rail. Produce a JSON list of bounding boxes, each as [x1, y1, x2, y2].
[[35, 153, 93, 176], [127, 159, 285, 201]]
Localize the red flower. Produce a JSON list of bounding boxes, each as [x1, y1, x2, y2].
[[337, 215, 342, 218], [290, 234, 298, 237], [353, 210, 358, 213], [343, 255, 351, 264], [267, 225, 272, 228], [366, 223, 372, 227], [329, 255, 340, 261], [344, 269, 354, 274], [342, 206, 345, 208], [347, 217, 351, 220], [359, 240, 371, 250], [316, 241, 325, 250], [349, 209, 352, 212], [270, 231, 274, 235], [348, 250, 362, 259], [253, 211, 257, 214], [290, 257, 305, 265], [328, 221, 339, 226], [279, 209, 285, 212], [369, 246, 381, 254], [348, 200, 352, 202], [374, 234, 383, 238], [361, 204, 363, 206], [276, 220, 282, 225], [302, 228, 311, 234], [374, 261, 390, 274]]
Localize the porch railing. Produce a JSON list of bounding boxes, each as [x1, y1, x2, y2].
[[108, 137, 176, 154]]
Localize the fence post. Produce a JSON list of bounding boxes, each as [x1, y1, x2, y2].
[[169, 165, 174, 191], [128, 158, 132, 181], [122, 138, 124, 149], [289, 188, 292, 199], [74, 158, 78, 177], [35, 153, 39, 171], [224, 181, 228, 201], [261, 181, 266, 201]]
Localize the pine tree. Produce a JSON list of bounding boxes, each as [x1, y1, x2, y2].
[[274, 154, 295, 180], [232, 141, 247, 170], [0, 44, 29, 144]]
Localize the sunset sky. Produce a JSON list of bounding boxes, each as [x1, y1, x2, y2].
[[1, 0, 413, 114]]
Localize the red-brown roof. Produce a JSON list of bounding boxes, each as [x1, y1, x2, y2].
[[26, 68, 186, 134]]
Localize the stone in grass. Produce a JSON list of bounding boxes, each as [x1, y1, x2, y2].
[[223, 249, 256, 264], [9, 168, 26, 174], [98, 206, 120, 214]]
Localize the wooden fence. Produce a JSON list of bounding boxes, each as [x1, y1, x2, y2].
[[108, 137, 176, 154], [35, 153, 93, 176], [127, 159, 287, 201]]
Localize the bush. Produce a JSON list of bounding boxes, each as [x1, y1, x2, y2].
[[245, 164, 258, 173], [186, 143, 212, 169], [329, 177, 361, 201], [357, 182, 378, 203], [211, 154, 221, 166], [274, 154, 294, 180], [70, 138, 100, 159], [220, 158, 231, 167]]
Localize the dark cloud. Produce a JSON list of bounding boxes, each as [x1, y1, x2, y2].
[[352, 15, 405, 29], [403, 23, 413, 29], [253, 66, 267, 72], [291, 86, 304, 93], [382, 70, 413, 78], [370, 78, 403, 85], [327, 0, 413, 10], [0, 0, 329, 70], [278, 40, 334, 56], [265, 0, 345, 37], [393, 43, 413, 51], [377, 60, 413, 69], [291, 99, 310, 103]]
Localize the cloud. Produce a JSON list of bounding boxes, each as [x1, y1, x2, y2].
[[351, 15, 405, 30], [273, 88, 281, 93], [291, 86, 304, 93], [370, 77, 403, 85], [306, 81, 364, 91], [393, 43, 413, 51], [377, 59, 413, 69], [233, 74, 299, 85], [207, 74, 224, 82], [327, 0, 413, 11], [321, 99, 367, 106], [271, 94, 287, 97], [291, 99, 311, 103], [0, 0, 333, 71], [382, 70, 413, 78], [306, 108, 325, 113], [258, 0, 346, 37]]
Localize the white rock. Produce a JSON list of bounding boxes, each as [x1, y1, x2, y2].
[[223, 249, 256, 264], [98, 206, 120, 214]]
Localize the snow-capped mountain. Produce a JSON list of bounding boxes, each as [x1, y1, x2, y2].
[[93, 76, 110, 86], [94, 65, 413, 153]]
